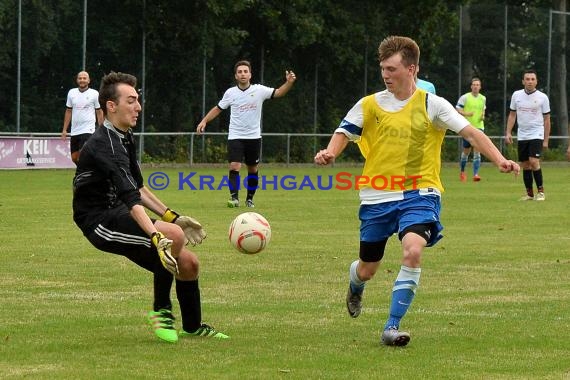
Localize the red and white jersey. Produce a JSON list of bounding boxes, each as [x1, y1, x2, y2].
[[66, 87, 101, 136], [509, 89, 550, 141], [218, 84, 275, 140]]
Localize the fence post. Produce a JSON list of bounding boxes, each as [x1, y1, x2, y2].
[[189, 133, 194, 166], [286, 134, 291, 167]]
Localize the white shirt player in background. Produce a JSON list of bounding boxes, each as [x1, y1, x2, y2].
[[197, 60, 296, 208], [505, 69, 551, 201], [61, 71, 104, 164]]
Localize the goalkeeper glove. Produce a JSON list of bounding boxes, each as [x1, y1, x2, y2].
[[162, 208, 207, 246], [151, 232, 178, 275]]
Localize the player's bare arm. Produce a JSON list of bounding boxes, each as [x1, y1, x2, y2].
[[460, 125, 520, 175], [274, 70, 297, 98], [130, 203, 160, 237], [140, 186, 206, 246], [140, 186, 168, 216], [543, 114, 551, 148], [61, 108, 72, 139], [96, 109, 104, 126], [505, 111, 517, 144], [314, 132, 349, 165], [197, 106, 222, 134]]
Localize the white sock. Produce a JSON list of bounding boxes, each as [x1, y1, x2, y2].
[[349, 260, 364, 286]]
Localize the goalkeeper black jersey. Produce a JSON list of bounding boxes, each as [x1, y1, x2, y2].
[[72, 120, 143, 234]]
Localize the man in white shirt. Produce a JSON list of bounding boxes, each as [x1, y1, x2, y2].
[[197, 60, 296, 208], [505, 69, 551, 201], [61, 71, 104, 164]]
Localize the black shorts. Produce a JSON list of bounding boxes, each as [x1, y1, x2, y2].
[[227, 138, 261, 166], [84, 206, 162, 273], [517, 139, 543, 161], [70, 133, 92, 154]]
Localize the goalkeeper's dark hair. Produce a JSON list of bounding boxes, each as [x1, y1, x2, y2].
[[99, 71, 138, 115]]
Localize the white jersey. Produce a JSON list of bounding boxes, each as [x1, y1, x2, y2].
[[218, 84, 275, 140], [66, 88, 101, 136], [509, 89, 550, 141]]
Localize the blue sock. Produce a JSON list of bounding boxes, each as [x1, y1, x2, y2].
[[460, 153, 468, 172], [473, 152, 481, 176], [349, 260, 365, 295], [384, 266, 421, 330]]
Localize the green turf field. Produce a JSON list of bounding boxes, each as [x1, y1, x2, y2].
[[1, 164, 569, 379]]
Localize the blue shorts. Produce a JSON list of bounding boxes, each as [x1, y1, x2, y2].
[[359, 190, 443, 247]]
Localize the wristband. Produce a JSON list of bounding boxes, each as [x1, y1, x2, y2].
[[162, 208, 180, 223]]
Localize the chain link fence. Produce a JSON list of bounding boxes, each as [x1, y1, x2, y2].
[[4, 3, 569, 163]]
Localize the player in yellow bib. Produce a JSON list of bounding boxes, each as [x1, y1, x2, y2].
[[315, 36, 519, 347], [456, 77, 486, 181]]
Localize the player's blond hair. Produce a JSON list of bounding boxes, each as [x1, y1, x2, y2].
[[378, 36, 420, 68]]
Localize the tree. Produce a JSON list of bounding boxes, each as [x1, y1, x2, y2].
[[1, 0, 566, 161]]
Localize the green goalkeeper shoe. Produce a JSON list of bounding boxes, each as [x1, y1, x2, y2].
[[147, 309, 178, 343], [180, 323, 229, 339], [227, 198, 239, 208]]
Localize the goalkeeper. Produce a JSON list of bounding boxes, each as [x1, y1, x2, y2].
[[72, 71, 228, 343]]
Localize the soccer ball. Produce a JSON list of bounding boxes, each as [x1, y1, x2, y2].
[[228, 212, 271, 254]]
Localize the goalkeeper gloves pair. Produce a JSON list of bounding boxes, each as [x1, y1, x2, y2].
[[161, 208, 207, 246], [151, 209, 206, 275]]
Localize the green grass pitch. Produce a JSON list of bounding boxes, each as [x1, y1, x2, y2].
[[0, 164, 569, 379]]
